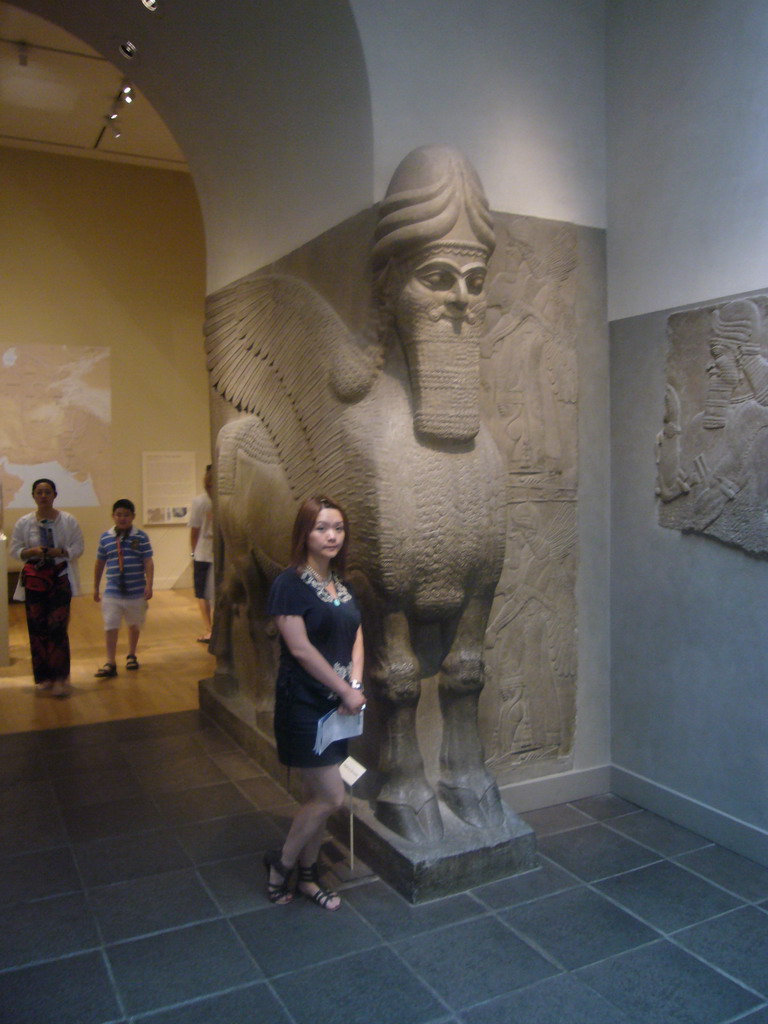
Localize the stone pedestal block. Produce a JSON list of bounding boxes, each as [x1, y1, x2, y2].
[[332, 796, 536, 903]]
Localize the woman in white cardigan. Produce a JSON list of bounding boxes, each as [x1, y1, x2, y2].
[[10, 478, 84, 697]]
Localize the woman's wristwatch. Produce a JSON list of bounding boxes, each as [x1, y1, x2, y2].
[[350, 679, 362, 689]]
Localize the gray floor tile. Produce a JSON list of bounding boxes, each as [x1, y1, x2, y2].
[[133, 982, 293, 1023], [107, 918, 262, 1016], [236, 773, 294, 808], [89, 867, 221, 942], [595, 859, 743, 932], [0, 845, 81, 906], [53, 766, 145, 807], [570, 794, 639, 819], [210, 749, 266, 782], [502, 886, 658, 969], [151, 781, 255, 825], [0, 793, 67, 856], [520, 802, 594, 835], [134, 754, 230, 793], [460, 972, 633, 1024], [674, 905, 768, 996], [60, 793, 165, 842], [74, 829, 193, 887], [271, 946, 447, 1024], [197, 853, 270, 915], [577, 938, 760, 1023], [736, 1007, 768, 1023], [0, 890, 100, 969], [233, 897, 381, 975], [0, 950, 121, 1024], [42, 743, 131, 777], [675, 846, 768, 902], [471, 856, 579, 910], [605, 810, 710, 857], [539, 822, 659, 881], [344, 878, 485, 940], [174, 810, 284, 864], [394, 914, 558, 1011]]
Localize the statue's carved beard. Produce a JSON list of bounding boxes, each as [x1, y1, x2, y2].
[[394, 294, 486, 443]]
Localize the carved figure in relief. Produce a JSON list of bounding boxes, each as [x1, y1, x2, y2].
[[485, 501, 576, 767], [658, 298, 768, 550], [207, 146, 507, 843]]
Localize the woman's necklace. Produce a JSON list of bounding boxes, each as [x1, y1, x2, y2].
[[305, 564, 340, 606]]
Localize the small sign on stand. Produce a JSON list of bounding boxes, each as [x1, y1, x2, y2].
[[339, 755, 366, 870]]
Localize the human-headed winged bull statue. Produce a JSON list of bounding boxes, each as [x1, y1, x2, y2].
[[206, 145, 508, 844]]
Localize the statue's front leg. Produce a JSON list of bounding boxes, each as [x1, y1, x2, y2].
[[372, 611, 443, 843], [437, 601, 505, 829]]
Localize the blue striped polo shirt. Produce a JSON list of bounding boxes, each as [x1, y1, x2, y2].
[[97, 527, 153, 598]]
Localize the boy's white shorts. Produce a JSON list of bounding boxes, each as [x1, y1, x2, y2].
[[101, 596, 148, 630]]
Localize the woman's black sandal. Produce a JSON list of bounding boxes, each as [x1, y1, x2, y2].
[[297, 863, 340, 911], [263, 850, 294, 904]]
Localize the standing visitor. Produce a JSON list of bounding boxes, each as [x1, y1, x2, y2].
[[93, 499, 154, 678], [10, 478, 84, 698], [190, 464, 213, 643]]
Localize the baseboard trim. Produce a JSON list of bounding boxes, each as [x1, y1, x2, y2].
[[500, 765, 612, 812], [611, 765, 768, 869]]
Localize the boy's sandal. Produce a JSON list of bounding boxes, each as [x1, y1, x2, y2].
[[94, 663, 117, 678], [126, 655, 139, 670], [263, 850, 294, 904], [297, 863, 341, 911]]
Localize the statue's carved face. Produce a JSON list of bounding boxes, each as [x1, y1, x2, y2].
[[388, 244, 490, 443], [395, 250, 489, 341], [708, 340, 742, 389]]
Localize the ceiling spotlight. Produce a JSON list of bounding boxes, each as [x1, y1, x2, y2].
[[112, 125, 122, 139], [122, 82, 134, 103], [107, 108, 118, 121], [141, 0, 159, 9], [119, 40, 137, 59]]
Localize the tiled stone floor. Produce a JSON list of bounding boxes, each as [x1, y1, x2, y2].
[[1, 710, 767, 1023]]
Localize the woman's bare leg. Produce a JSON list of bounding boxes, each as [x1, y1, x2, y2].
[[270, 765, 345, 908]]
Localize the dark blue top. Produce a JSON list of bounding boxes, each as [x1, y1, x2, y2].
[[267, 567, 361, 707]]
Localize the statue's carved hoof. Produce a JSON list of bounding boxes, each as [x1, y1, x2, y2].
[[438, 780, 505, 829], [375, 795, 444, 843]]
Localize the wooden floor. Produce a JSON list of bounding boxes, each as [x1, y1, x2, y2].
[[0, 589, 214, 734]]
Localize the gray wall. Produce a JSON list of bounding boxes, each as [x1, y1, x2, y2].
[[611, 299, 768, 863]]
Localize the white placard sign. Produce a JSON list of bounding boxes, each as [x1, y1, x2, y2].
[[142, 451, 197, 526]]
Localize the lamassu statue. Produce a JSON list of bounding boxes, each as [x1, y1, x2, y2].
[[207, 146, 507, 843]]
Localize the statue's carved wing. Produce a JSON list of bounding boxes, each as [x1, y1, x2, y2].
[[205, 273, 373, 500]]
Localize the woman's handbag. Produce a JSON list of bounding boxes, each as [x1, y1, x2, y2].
[[21, 560, 63, 592]]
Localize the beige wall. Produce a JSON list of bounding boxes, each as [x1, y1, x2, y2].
[[1, 146, 208, 591]]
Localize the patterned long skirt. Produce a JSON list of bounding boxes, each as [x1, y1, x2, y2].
[[23, 574, 73, 685]]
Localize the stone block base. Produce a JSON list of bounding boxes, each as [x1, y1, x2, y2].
[[332, 797, 537, 903]]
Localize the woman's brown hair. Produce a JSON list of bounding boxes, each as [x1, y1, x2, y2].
[[289, 495, 349, 575]]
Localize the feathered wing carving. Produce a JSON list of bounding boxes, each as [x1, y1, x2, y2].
[[205, 273, 376, 501]]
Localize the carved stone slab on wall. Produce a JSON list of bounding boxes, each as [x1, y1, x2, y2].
[[479, 215, 579, 783], [657, 293, 768, 554]]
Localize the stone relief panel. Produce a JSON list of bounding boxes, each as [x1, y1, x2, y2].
[[480, 216, 579, 779], [657, 295, 768, 554]]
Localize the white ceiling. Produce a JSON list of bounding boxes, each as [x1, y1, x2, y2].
[[0, 2, 187, 171]]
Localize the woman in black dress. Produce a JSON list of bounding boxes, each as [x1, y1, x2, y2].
[[265, 495, 366, 910]]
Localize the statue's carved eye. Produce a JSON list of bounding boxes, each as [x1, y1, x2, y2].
[[419, 270, 456, 290], [467, 273, 486, 295]]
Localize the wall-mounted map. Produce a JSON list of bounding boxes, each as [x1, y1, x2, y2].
[[0, 344, 111, 507]]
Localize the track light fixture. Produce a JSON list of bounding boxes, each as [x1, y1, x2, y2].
[[141, 0, 159, 10], [102, 79, 135, 143]]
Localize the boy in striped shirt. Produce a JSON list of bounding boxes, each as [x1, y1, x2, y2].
[[93, 499, 154, 678]]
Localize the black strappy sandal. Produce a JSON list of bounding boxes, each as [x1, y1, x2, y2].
[[297, 863, 340, 911], [263, 850, 294, 904]]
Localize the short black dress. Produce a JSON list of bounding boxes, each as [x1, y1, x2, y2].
[[267, 567, 361, 768]]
